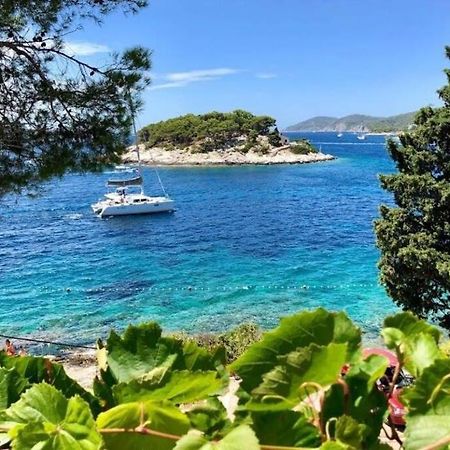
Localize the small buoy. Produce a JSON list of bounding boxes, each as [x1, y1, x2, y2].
[[66, 288, 71, 293]]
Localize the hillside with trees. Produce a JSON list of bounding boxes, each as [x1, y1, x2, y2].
[[139, 110, 285, 153], [286, 112, 416, 132]]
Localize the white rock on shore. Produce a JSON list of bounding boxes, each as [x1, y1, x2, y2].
[[123, 144, 335, 166]]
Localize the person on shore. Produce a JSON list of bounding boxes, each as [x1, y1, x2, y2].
[[5, 339, 16, 356]]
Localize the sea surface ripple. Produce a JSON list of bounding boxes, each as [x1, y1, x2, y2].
[[0, 132, 397, 345]]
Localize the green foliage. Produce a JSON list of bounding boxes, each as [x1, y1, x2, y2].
[[6, 383, 101, 450], [230, 308, 361, 392], [0, 0, 150, 196], [375, 50, 450, 329], [251, 409, 321, 447], [382, 312, 443, 377], [174, 322, 262, 364], [268, 127, 282, 147], [139, 110, 277, 152], [290, 139, 318, 155], [97, 400, 189, 450], [174, 425, 260, 450], [1, 309, 449, 449], [94, 322, 225, 409], [0, 352, 99, 415]]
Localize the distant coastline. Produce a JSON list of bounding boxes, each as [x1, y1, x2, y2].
[[123, 144, 335, 166], [285, 112, 415, 133]]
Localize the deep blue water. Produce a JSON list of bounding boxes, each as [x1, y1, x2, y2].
[[0, 132, 397, 345]]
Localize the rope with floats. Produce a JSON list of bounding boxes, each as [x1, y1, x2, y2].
[[0, 333, 95, 350]]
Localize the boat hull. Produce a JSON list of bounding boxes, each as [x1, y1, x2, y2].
[[92, 197, 175, 217]]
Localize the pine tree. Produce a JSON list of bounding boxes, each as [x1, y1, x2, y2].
[[0, 1, 150, 196], [375, 47, 450, 329]]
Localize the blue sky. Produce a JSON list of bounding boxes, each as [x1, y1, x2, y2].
[[73, 0, 450, 128]]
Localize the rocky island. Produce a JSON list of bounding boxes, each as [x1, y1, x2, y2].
[[123, 110, 335, 166]]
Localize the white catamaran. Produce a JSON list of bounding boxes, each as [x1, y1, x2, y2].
[[91, 116, 174, 218]]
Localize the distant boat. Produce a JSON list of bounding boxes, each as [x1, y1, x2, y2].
[[357, 134, 366, 140], [92, 101, 175, 218], [337, 133, 343, 138]]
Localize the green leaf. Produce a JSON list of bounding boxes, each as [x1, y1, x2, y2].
[[186, 398, 234, 440], [101, 322, 221, 385], [113, 370, 226, 404], [174, 425, 260, 450], [403, 359, 450, 416], [320, 442, 352, 450], [382, 312, 444, 377], [346, 354, 388, 391], [382, 328, 443, 377], [0, 354, 99, 415], [251, 409, 321, 447], [230, 309, 361, 393], [105, 323, 181, 383], [334, 415, 366, 449], [384, 312, 441, 343], [404, 415, 450, 450], [248, 342, 348, 410], [0, 368, 29, 410], [97, 400, 189, 450], [6, 383, 101, 450], [321, 354, 388, 449], [182, 341, 225, 371]]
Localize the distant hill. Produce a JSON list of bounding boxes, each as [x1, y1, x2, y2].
[[285, 112, 416, 132]]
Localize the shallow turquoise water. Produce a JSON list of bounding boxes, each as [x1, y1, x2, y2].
[[0, 132, 397, 344]]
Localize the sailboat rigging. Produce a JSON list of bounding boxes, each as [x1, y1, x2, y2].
[[91, 98, 175, 218]]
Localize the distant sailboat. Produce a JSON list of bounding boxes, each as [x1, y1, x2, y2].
[[92, 101, 175, 218], [357, 133, 366, 140]]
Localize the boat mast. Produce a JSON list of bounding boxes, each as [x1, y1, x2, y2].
[[128, 93, 144, 194], [128, 91, 169, 199]]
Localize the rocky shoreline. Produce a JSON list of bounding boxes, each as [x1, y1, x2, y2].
[[122, 144, 335, 166]]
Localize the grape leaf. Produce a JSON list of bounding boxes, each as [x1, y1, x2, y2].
[[321, 355, 388, 449], [383, 312, 441, 343], [104, 323, 182, 383], [334, 415, 366, 449], [186, 398, 232, 439], [403, 358, 450, 416], [404, 416, 450, 450], [382, 328, 443, 377], [382, 312, 444, 377], [0, 354, 99, 415], [6, 383, 101, 450], [230, 309, 361, 393], [113, 370, 226, 404], [320, 442, 352, 449], [251, 409, 321, 447], [97, 400, 189, 450], [100, 322, 222, 385], [247, 342, 348, 410], [174, 425, 260, 450], [0, 368, 28, 410]]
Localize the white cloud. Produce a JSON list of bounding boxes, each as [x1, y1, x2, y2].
[[255, 72, 277, 79], [150, 68, 239, 90], [63, 41, 110, 56]]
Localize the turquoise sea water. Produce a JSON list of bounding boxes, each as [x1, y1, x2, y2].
[[0, 132, 397, 345]]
